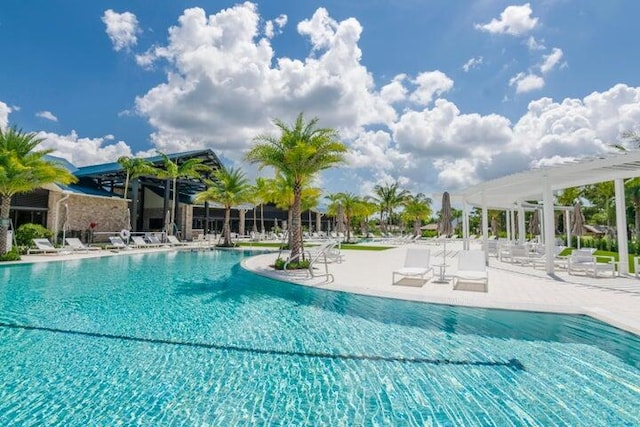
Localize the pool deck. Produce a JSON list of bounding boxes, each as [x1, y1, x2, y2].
[[241, 240, 640, 336], [9, 241, 640, 336]]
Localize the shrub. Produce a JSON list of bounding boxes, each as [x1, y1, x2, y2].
[[273, 257, 310, 270], [15, 223, 54, 247], [0, 248, 21, 262]]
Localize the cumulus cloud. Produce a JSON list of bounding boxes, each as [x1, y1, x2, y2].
[[265, 14, 288, 38], [134, 3, 396, 158], [102, 9, 140, 52], [540, 48, 564, 74], [36, 111, 58, 122], [409, 71, 454, 105], [462, 56, 483, 72], [38, 130, 133, 166], [475, 3, 538, 36], [86, 4, 640, 198], [509, 72, 545, 93], [0, 101, 11, 129]]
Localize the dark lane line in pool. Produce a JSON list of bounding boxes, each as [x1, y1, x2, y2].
[[0, 322, 525, 371]]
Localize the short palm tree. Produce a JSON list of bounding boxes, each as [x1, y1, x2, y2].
[[151, 152, 210, 235], [193, 167, 251, 246], [246, 113, 347, 261], [0, 126, 77, 253]]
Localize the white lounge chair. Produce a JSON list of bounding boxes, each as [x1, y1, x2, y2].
[[130, 235, 158, 248], [304, 240, 343, 264], [167, 235, 189, 246], [108, 236, 130, 250], [567, 249, 615, 278], [452, 250, 488, 292], [28, 238, 70, 255], [392, 248, 433, 286], [65, 237, 101, 253]]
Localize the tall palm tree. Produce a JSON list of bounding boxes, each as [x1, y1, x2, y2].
[[0, 126, 77, 253], [254, 176, 272, 235], [193, 167, 251, 246], [151, 152, 210, 235], [117, 156, 153, 199], [401, 193, 433, 237], [372, 182, 409, 233], [246, 113, 347, 261], [326, 192, 363, 242]]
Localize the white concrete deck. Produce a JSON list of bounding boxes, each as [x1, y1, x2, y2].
[[241, 241, 640, 336]]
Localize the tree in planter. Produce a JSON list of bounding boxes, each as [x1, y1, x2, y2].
[[150, 152, 211, 235], [246, 113, 346, 262], [0, 126, 77, 254], [193, 167, 251, 247]]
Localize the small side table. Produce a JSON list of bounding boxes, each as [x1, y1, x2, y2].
[[432, 263, 449, 283]]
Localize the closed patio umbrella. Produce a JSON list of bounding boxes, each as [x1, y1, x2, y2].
[[571, 202, 586, 249], [438, 192, 452, 264], [491, 216, 499, 237], [164, 209, 173, 236]]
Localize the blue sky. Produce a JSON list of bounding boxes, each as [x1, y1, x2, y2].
[[1, 1, 639, 197]]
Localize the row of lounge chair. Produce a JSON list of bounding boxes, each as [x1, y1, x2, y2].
[[392, 248, 488, 291], [27, 235, 191, 255], [496, 242, 617, 278]]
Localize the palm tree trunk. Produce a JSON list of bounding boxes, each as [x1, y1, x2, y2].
[[0, 195, 11, 254], [223, 207, 231, 246], [379, 210, 384, 233], [123, 172, 130, 200], [290, 186, 303, 261], [413, 219, 420, 237], [260, 204, 265, 235], [345, 215, 351, 242], [171, 178, 177, 234]]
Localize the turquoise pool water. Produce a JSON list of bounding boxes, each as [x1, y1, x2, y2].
[[0, 250, 639, 426]]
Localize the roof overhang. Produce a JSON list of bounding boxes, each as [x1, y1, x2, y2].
[[454, 151, 640, 209]]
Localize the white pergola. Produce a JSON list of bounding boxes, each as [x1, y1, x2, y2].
[[452, 150, 640, 275]]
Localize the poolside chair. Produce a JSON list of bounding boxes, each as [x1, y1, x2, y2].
[[392, 248, 433, 286], [28, 238, 70, 255], [567, 249, 615, 278], [304, 240, 343, 264], [452, 250, 488, 292], [166, 235, 189, 246], [130, 235, 156, 248], [65, 237, 101, 253], [108, 236, 130, 250]]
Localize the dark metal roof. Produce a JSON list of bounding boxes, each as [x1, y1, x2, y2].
[[74, 149, 223, 178]]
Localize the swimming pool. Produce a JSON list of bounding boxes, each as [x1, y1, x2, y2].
[[0, 250, 638, 425]]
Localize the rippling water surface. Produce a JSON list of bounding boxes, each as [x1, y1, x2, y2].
[[0, 250, 639, 426]]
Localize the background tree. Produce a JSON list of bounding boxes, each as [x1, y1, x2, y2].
[[117, 156, 153, 199], [151, 152, 210, 235], [193, 167, 250, 246], [401, 193, 433, 237], [246, 113, 346, 261], [326, 192, 363, 242], [0, 127, 77, 253], [372, 182, 409, 234]]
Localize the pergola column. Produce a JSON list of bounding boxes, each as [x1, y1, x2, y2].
[[615, 178, 629, 275], [462, 201, 470, 250], [518, 203, 525, 244], [481, 192, 489, 263], [542, 180, 555, 274]]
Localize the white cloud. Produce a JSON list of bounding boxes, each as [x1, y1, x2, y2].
[[540, 48, 564, 74], [36, 110, 58, 122], [380, 74, 408, 104], [409, 71, 454, 105], [38, 130, 133, 166], [526, 36, 545, 50], [462, 56, 483, 72], [134, 4, 396, 159], [0, 101, 11, 130], [102, 9, 140, 52], [509, 72, 545, 93], [475, 3, 538, 36], [265, 14, 288, 38]]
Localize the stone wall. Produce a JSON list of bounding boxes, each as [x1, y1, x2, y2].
[[47, 191, 128, 241]]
